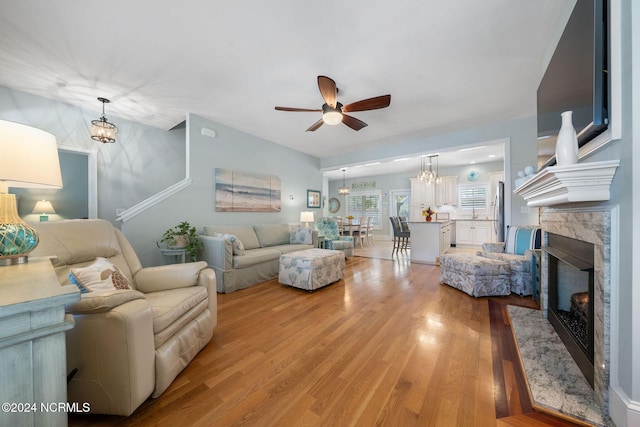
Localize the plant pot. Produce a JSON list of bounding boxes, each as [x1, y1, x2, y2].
[[170, 234, 188, 249]]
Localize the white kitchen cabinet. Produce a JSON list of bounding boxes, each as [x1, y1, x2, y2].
[[439, 221, 452, 254], [435, 176, 458, 206], [410, 178, 435, 221], [455, 220, 493, 246]]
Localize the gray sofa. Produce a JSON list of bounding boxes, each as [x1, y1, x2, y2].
[[200, 224, 317, 293]]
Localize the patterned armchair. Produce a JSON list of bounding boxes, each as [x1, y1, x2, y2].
[[477, 225, 541, 296], [315, 217, 354, 258]]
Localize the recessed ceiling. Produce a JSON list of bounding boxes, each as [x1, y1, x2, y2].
[[322, 142, 504, 180], [0, 1, 572, 159]]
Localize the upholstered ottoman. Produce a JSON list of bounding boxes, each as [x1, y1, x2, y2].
[[439, 253, 510, 297], [279, 249, 345, 291]]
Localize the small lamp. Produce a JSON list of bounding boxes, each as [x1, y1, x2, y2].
[[300, 211, 314, 228], [0, 120, 63, 266], [32, 200, 56, 222]]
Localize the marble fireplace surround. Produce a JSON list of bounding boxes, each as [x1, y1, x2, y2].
[[539, 206, 615, 412]]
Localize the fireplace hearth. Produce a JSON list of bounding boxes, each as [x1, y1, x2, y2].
[[545, 232, 595, 386]]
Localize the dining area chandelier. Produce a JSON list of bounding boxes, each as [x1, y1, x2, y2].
[[416, 154, 441, 184], [338, 168, 350, 196]]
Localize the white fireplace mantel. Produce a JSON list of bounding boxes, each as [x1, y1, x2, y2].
[[513, 160, 620, 207]]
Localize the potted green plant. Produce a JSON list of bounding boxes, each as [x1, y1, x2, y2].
[[157, 221, 203, 261]]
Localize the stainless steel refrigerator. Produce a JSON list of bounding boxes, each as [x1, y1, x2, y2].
[[494, 181, 505, 242]]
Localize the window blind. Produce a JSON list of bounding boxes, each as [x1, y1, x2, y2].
[[346, 190, 382, 228], [458, 184, 488, 210]]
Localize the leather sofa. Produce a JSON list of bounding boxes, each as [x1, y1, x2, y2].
[[200, 223, 317, 293], [30, 219, 217, 416]]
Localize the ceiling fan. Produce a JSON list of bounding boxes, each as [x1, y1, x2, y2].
[[275, 75, 391, 132]]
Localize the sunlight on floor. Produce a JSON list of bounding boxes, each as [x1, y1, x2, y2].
[[353, 239, 478, 260]]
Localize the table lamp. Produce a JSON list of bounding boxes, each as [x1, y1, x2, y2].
[[300, 211, 314, 228], [33, 200, 56, 222], [0, 120, 63, 266]]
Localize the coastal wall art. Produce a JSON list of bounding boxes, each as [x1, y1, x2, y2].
[[215, 168, 281, 212]]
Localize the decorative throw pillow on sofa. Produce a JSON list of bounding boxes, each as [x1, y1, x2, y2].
[[290, 227, 312, 244], [214, 233, 246, 255], [69, 257, 132, 293]]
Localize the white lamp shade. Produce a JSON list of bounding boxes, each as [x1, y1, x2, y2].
[[32, 200, 56, 214], [300, 211, 315, 223], [0, 120, 63, 191]]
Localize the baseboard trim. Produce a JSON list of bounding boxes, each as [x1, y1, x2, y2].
[[609, 385, 640, 427]]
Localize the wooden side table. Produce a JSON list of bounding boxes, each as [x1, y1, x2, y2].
[[160, 248, 187, 264], [0, 257, 80, 427], [317, 235, 326, 249]]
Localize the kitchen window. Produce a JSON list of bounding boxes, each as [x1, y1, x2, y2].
[[458, 184, 488, 210]]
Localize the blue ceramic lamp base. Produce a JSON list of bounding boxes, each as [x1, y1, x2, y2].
[[0, 194, 39, 266]]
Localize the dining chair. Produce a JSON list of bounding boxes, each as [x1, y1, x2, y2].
[[335, 217, 344, 236], [344, 217, 362, 247], [389, 216, 410, 255], [364, 217, 374, 246], [355, 217, 367, 247]]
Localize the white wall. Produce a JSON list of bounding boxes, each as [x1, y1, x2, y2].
[[604, 0, 640, 424], [0, 86, 186, 224], [121, 113, 324, 266]]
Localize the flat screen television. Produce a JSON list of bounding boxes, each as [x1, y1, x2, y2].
[[537, 0, 608, 170]]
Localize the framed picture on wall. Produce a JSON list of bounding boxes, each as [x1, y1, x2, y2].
[[307, 190, 321, 208]]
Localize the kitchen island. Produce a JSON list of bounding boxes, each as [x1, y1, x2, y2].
[[408, 220, 451, 264]]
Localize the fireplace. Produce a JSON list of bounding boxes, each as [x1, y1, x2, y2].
[[540, 208, 612, 412], [546, 232, 595, 387]]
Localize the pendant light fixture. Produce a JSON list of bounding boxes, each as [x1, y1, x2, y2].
[[91, 97, 118, 143], [435, 155, 441, 184], [416, 155, 426, 182], [338, 168, 350, 196], [416, 154, 440, 184]]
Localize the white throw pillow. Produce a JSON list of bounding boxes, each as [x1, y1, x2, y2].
[[69, 257, 132, 293], [214, 232, 246, 255]]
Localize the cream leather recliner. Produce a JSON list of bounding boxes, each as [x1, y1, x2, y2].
[[31, 219, 217, 416]]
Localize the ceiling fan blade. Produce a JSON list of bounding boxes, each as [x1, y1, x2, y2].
[[275, 106, 322, 112], [317, 76, 338, 108], [342, 114, 368, 131], [342, 95, 391, 113], [306, 118, 324, 132]]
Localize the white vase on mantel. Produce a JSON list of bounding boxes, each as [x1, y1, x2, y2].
[[555, 110, 579, 166]]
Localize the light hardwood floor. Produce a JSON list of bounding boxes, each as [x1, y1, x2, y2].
[[70, 241, 580, 426]]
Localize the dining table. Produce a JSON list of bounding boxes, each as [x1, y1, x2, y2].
[[341, 218, 366, 247]]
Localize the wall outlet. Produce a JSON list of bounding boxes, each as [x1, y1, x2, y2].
[[521, 206, 531, 214]]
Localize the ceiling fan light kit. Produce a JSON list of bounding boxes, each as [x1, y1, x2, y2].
[[322, 103, 343, 125], [275, 75, 390, 132]]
